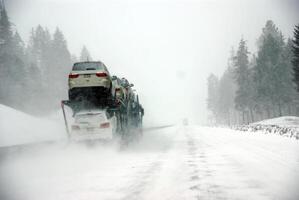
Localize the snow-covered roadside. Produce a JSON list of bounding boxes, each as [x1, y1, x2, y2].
[[233, 116, 299, 140], [1, 125, 299, 200], [0, 104, 67, 147], [252, 116, 299, 126]]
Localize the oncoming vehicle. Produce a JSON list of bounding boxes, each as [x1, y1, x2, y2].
[[68, 61, 112, 102], [70, 110, 117, 141], [183, 118, 189, 126]]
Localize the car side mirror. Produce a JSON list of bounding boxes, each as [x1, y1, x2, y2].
[[130, 84, 134, 87]]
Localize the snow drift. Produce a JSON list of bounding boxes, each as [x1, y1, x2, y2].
[[234, 116, 299, 139], [0, 104, 66, 147], [252, 116, 299, 126]]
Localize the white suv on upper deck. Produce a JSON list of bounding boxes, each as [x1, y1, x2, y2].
[[68, 61, 112, 101]]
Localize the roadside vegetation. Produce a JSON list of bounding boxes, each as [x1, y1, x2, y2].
[[207, 20, 299, 125], [0, 2, 92, 114]]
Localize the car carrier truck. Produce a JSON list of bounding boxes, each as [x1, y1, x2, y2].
[[61, 61, 144, 142]]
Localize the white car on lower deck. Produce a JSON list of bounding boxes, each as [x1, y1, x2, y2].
[[70, 110, 116, 141]]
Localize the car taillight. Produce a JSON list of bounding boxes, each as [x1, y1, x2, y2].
[[69, 73, 79, 78], [96, 72, 107, 77], [71, 125, 80, 130], [115, 88, 121, 92], [100, 122, 110, 128]]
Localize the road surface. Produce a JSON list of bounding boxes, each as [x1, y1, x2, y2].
[[1, 126, 299, 200]]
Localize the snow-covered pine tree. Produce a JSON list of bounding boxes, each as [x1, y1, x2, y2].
[[25, 25, 53, 112], [233, 38, 252, 124], [48, 27, 72, 107], [0, 0, 13, 105], [218, 68, 236, 125], [278, 38, 298, 116], [207, 74, 219, 124], [293, 24, 299, 92], [71, 54, 78, 64], [10, 31, 27, 109], [80, 45, 92, 61], [217, 48, 237, 125], [253, 20, 285, 118], [0, 1, 27, 109]]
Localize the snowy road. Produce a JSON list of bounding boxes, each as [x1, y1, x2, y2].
[[1, 126, 299, 200]]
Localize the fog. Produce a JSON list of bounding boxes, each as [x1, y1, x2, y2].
[[2, 2, 299, 199], [6, 0, 299, 124]]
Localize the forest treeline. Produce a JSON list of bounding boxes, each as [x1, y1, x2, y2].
[[0, 2, 92, 114], [207, 20, 299, 125]]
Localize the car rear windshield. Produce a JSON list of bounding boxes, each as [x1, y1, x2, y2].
[[75, 113, 106, 123], [72, 62, 104, 71]]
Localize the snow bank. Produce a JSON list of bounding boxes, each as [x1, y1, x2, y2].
[[0, 104, 67, 147], [252, 116, 299, 126], [233, 116, 299, 140]]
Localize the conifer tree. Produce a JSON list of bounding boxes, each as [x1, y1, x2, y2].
[[233, 38, 251, 123], [0, 1, 26, 109], [218, 68, 236, 125], [80, 45, 92, 61], [25, 25, 52, 111], [0, 0, 13, 104], [293, 24, 299, 92], [253, 20, 285, 117], [71, 54, 78, 64], [277, 38, 298, 115], [207, 74, 219, 123], [49, 27, 71, 103], [217, 49, 237, 125]]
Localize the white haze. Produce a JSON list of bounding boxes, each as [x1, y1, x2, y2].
[[6, 0, 299, 125]]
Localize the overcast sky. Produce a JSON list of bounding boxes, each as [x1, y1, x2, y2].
[[6, 0, 299, 125]]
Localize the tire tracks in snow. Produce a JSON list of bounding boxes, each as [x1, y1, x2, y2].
[[120, 160, 163, 200], [119, 139, 171, 200], [185, 128, 226, 200]]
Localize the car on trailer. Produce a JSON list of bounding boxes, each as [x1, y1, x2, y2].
[[111, 75, 127, 104], [70, 109, 117, 141], [61, 61, 144, 143], [120, 78, 134, 101], [68, 61, 112, 102]]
